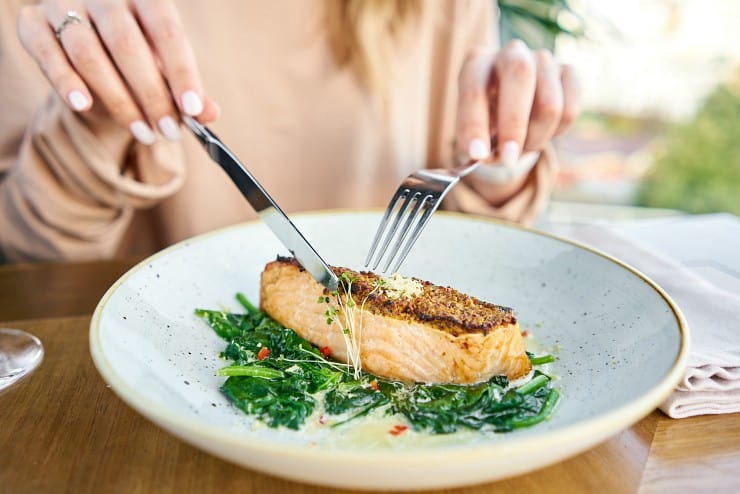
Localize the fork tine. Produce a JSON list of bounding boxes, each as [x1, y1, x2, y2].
[[388, 196, 439, 273], [366, 162, 477, 275], [380, 192, 431, 273], [371, 191, 418, 270], [366, 190, 415, 270], [364, 191, 402, 267]]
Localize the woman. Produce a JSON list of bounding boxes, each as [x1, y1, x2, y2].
[[0, 0, 579, 262]]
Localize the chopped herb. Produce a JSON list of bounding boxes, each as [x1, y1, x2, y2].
[[197, 293, 559, 433]]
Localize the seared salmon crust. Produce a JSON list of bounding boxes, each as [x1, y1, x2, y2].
[[260, 256, 532, 384]]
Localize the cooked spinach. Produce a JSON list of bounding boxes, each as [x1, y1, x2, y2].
[[196, 294, 559, 434]]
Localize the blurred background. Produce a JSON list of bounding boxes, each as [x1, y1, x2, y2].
[[498, 0, 740, 221]]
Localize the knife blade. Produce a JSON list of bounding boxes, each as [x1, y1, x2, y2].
[[183, 116, 338, 291]]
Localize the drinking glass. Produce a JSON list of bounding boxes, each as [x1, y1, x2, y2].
[[0, 328, 44, 393]]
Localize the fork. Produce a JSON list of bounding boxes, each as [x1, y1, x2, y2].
[[364, 160, 481, 274]]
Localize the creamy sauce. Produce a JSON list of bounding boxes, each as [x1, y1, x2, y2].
[[298, 333, 557, 450], [313, 406, 488, 450]]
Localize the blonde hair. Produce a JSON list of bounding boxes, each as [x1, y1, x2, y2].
[[325, 0, 422, 96]]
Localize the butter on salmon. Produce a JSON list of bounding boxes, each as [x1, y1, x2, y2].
[[259, 256, 532, 384]]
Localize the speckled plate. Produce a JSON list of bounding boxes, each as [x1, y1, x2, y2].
[[90, 210, 689, 491]]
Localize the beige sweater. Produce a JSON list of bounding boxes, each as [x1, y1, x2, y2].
[[0, 0, 556, 262]]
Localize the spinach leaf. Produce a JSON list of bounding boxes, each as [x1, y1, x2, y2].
[[222, 375, 315, 430]]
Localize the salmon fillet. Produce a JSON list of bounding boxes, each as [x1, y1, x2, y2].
[[259, 256, 532, 384]]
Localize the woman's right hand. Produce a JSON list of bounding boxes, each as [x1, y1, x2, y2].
[[17, 0, 219, 145]]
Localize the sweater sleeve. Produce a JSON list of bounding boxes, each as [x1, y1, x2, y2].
[[0, 95, 185, 262], [429, 0, 557, 225]]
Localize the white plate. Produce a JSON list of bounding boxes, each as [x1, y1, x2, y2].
[[90, 210, 689, 491]]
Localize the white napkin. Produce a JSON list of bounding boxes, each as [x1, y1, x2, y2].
[[564, 223, 740, 418]]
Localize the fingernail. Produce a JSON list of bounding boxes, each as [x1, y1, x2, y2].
[[67, 90, 89, 111], [500, 140, 520, 168], [181, 90, 203, 116], [468, 138, 489, 160], [129, 120, 156, 145], [157, 116, 181, 141]]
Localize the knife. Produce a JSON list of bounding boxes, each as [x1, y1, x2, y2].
[[183, 116, 339, 291]]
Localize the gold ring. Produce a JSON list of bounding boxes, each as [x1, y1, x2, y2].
[[54, 10, 92, 40]]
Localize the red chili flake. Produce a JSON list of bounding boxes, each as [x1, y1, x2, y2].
[[257, 347, 269, 361], [318, 415, 325, 425], [521, 330, 529, 337], [370, 380, 379, 391], [389, 424, 408, 436], [319, 346, 331, 357]]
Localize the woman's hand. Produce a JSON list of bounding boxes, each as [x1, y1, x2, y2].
[[456, 40, 580, 200], [17, 0, 218, 144]]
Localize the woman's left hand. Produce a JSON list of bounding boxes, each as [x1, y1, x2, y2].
[[455, 40, 580, 195]]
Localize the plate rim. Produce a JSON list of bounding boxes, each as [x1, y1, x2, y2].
[[89, 209, 689, 474]]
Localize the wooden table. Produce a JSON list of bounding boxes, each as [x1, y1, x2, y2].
[[1, 260, 739, 493]]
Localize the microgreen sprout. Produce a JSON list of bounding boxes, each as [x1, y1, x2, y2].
[[320, 272, 385, 379]]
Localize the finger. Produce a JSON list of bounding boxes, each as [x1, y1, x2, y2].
[[456, 47, 496, 161], [523, 49, 563, 152], [18, 5, 93, 112], [198, 97, 220, 123], [45, 5, 156, 144], [87, 1, 181, 141], [555, 64, 581, 136], [134, 0, 208, 117], [493, 40, 536, 167]]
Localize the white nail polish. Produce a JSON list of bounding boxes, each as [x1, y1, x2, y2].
[[181, 90, 203, 116], [157, 116, 182, 141], [468, 138, 489, 160], [129, 120, 156, 145], [500, 140, 520, 168], [67, 90, 89, 111]]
